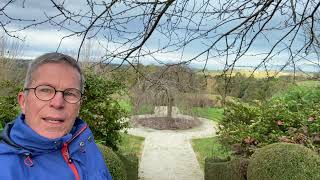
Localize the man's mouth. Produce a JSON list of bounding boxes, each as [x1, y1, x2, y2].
[[42, 117, 65, 124]]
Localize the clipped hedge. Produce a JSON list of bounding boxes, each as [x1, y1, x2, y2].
[[205, 157, 249, 180], [247, 143, 320, 180], [97, 144, 127, 180], [116, 153, 139, 180]]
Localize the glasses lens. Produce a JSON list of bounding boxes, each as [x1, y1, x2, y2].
[[35, 85, 55, 101], [63, 88, 81, 103]]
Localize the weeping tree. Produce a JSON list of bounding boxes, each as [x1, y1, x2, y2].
[[132, 64, 197, 118]]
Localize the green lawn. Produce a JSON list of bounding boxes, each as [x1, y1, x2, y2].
[[297, 80, 320, 87], [118, 99, 154, 115], [118, 133, 145, 158], [192, 137, 232, 170], [137, 104, 154, 114], [190, 107, 224, 122]]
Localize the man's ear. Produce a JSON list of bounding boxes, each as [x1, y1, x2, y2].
[[18, 92, 26, 114]]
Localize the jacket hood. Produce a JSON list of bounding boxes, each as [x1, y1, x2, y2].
[[0, 114, 86, 156]]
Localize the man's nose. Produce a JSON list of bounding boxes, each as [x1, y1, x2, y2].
[[49, 92, 65, 108]]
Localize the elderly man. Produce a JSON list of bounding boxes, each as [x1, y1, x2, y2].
[[0, 52, 112, 180]]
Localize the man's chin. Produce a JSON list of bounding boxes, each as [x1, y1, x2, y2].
[[37, 129, 68, 139]]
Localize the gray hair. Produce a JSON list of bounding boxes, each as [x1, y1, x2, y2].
[[24, 52, 85, 93]]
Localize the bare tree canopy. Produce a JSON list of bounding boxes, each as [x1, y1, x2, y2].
[[0, 0, 319, 72]]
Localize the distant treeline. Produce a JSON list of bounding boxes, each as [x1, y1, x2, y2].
[[1, 58, 318, 104]]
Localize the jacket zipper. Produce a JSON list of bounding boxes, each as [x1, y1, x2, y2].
[[61, 124, 88, 180], [62, 143, 81, 180]]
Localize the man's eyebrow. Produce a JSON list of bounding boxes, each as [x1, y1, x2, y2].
[[30, 83, 52, 87]]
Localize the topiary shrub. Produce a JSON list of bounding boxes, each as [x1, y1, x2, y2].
[[247, 143, 320, 180], [97, 144, 127, 180], [205, 156, 249, 180]]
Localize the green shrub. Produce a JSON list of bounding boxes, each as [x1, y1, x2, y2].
[[215, 73, 292, 102], [97, 144, 127, 180], [219, 86, 320, 155], [80, 71, 129, 150], [116, 153, 139, 180], [218, 101, 261, 146], [0, 80, 22, 127], [257, 86, 320, 146], [205, 157, 249, 180], [247, 143, 320, 180]]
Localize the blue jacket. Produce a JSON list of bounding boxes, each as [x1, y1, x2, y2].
[[0, 114, 112, 180]]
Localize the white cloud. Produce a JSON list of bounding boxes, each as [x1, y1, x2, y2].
[[22, 29, 81, 51], [5, 26, 317, 71]]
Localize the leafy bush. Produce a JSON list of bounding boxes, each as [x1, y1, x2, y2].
[[218, 101, 261, 149], [219, 86, 320, 156], [97, 144, 127, 180], [215, 73, 292, 102], [247, 143, 320, 180], [80, 71, 129, 150], [0, 80, 22, 127], [256, 86, 320, 148]]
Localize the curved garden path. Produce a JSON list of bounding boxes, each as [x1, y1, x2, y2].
[[127, 106, 218, 180]]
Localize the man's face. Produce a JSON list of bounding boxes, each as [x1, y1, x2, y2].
[[18, 63, 81, 139]]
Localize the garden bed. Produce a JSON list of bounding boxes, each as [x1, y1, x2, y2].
[[132, 117, 201, 130]]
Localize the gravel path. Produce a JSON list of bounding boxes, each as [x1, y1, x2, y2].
[[127, 107, 218, 180]]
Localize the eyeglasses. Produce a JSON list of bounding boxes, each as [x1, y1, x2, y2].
[[24, 85, 82, 104]]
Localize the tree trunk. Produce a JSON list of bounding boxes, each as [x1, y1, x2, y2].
[[166, 90, 173, 118]]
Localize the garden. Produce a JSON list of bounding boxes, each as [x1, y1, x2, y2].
[[200, 84, 320, 180], [0, 0, 319, 179], [1, 57, 320, 180]]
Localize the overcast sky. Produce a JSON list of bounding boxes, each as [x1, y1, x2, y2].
[[1, 0, 319, 72]]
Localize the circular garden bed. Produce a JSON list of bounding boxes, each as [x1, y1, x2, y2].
[[132, 117, 201, 130]]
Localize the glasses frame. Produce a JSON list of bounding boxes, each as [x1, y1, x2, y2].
[[24, 85, 83, 104]]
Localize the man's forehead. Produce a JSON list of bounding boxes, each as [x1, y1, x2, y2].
[[35, 61, 76, 70], [30, 62, 81, 84]]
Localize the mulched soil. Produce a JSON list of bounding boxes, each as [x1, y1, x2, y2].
[[132, 117, 201, 130]]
